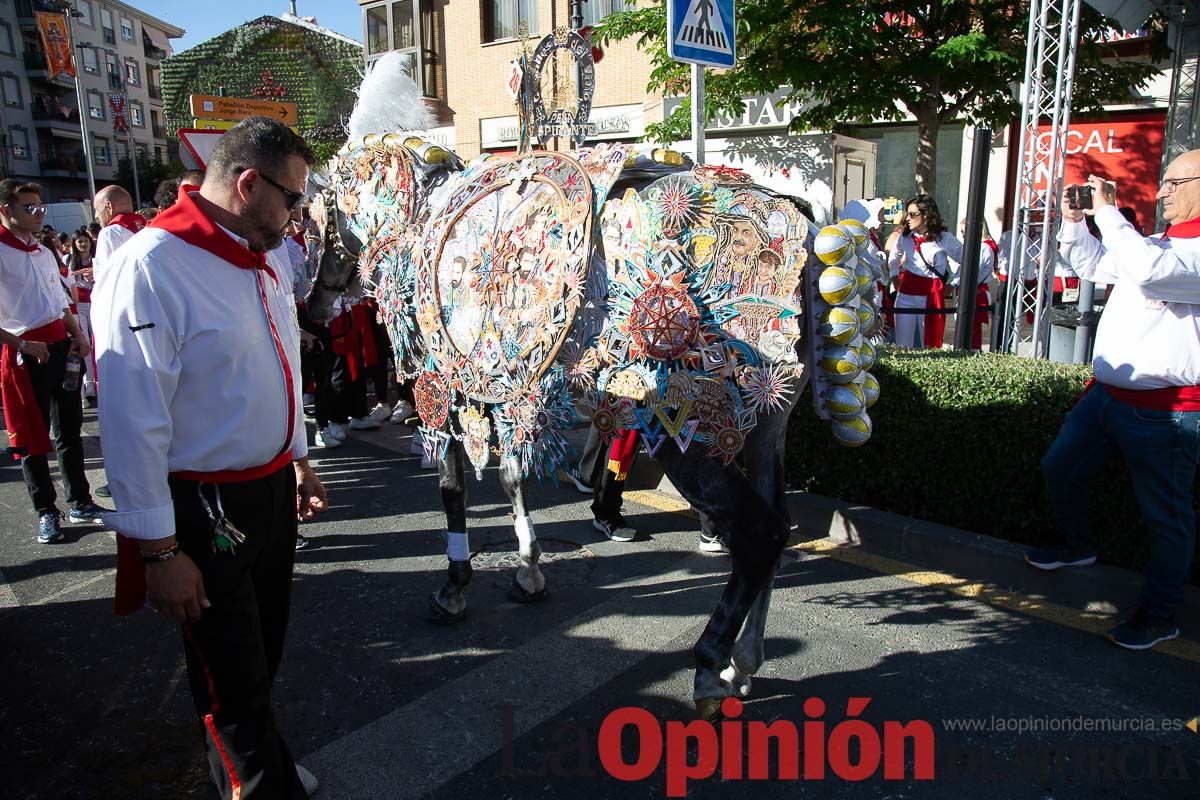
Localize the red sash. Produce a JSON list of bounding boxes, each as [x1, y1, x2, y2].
[[897, 271, 945, 348], [1085, 377, 1200, 412], [1053, 275, 1080, 293], [330, 303, 380, 381], [1163, 215, 1200, 240], [607, 428, 640, 481], [1, 320, 68, 459]]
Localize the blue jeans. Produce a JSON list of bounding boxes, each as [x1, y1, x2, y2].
[[1042, 385, 1200, 618]]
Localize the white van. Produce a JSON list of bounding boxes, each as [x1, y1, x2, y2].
[[43, 201, 94, 234]]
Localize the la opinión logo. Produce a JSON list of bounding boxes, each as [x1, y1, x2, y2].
[[498, 696, 935, 796]]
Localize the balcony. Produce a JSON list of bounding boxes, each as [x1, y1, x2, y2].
[[32, 106, 81, 125], [148, 85, 162, 101], [39, 151, 85, 175], [151, 124, 166, 139], [23, 50, 47, 70], [23, 50, 75, 88], [143, 44, 167, 61]]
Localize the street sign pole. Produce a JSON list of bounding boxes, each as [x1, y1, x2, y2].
[[62, 8, 97, 203], [692, 63, 705, 165]]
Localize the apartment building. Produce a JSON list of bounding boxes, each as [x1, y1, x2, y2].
[[358, 0, 657, 157], [0, 0, 182, 201]]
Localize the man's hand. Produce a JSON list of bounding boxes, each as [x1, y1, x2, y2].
[[299, 330, 318, 352], [295, 459, 327, 522], [145, 552, 210, 622], [21, 341, 49, 365], [70, 337, 90, 359]]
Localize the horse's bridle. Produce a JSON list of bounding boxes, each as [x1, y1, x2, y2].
[[312, 187, 362, 296]]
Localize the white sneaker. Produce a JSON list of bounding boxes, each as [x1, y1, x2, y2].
[[367, 402, 392, 424], [349, 416, 381, 431], [315, 427, 342, 448], [326, 422, 348, 441], [296, 763, 319, 796], [391, 399, 415, 423], [410, 429, 425, 455]]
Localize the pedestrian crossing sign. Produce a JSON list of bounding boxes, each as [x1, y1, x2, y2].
[[668, 0, 736, 68]]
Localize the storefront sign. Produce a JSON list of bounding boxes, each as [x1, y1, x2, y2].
[[663, 89, 806, 133], [481, 104, 643, 149], [1034, 113, 1165, 233]]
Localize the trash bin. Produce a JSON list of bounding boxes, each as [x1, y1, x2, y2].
[[1047, 304, 1104, 364]]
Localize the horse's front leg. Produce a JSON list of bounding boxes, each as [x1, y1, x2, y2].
[[430, 437, 472, 624], [722, 560, 779, 699], [499, 455, 547, 603]]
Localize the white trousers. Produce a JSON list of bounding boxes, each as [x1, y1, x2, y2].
[[76, 302, 95, 397], [893, 292, 929, 349]]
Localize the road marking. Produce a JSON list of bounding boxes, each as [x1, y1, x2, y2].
[[301, 561, 717, 799], [629, 488, 1200, 664], [28, 570, 115, 606], [793, 539, 1200, 664]]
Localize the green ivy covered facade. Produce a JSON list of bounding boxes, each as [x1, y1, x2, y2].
[[161, 16, 363, 164]]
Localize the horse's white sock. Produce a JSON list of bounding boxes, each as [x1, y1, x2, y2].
[[446, 530, 470, 562], [514, 516, 535, 553]]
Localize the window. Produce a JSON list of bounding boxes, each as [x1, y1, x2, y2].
[[134, 141, 146, 160], [366, 5, 388, 54], [104, 51, 117, 76], [86, 89, 103, 119], [100, 8, 112, 29], [2, 75, 20, 108], [124, 59, 138, 85], [116, 139, 128, 161], [9, 126, 29, 159], [120, 15, 133, 42], [0, 21, 13, 56], [93, 134, 109, 165], [581, 0, 632, 26], [482, 0, 536, 43], [129, 101, 143, 127], [80, 47, 98, 74], [392, 1, 415, 50], [74, 0, 93, 27]]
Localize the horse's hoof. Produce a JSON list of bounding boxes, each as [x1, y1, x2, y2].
[[694, 697, 725, 723], [721, 665, 752, 698], [428, 593, 469, 625], [508, 575, 549, 604]]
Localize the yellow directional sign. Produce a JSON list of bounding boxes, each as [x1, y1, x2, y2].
[[1188, 717, 1198, 734], [192, 118, 299, 134], [190, 95, 298, 125]]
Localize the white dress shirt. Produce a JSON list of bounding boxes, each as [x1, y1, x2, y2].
[[1058, 205, 1200, 389], [0, 233, 68, 335], [93, 223, 136, 287], [94, 225, 306, 540], [888, 232, 963, 284]]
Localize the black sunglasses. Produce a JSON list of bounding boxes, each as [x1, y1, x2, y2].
[[256, 171, 306, 211]]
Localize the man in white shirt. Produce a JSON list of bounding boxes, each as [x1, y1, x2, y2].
[[0, 180, 108, 543], [1026, 152, 1200, 652], [94, 117, 327, 798], [92, 185, 144, 286]]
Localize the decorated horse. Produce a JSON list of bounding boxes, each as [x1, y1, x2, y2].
[[305, 62, 883, 720]]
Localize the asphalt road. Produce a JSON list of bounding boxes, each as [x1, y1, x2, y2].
[[1, 410, 1197, 799]]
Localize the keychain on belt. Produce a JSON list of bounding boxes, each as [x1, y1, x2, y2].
[[197, 484, 247, 554]]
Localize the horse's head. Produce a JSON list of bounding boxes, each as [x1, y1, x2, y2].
[[305, 185, 365, 324]]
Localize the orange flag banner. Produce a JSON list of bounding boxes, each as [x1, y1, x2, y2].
[[35, 12, 76, 80]]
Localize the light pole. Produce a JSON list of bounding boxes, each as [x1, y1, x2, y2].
[[52, 1, 97, 202]]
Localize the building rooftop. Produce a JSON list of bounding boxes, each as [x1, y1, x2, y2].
[[279, 12, 361, 47]]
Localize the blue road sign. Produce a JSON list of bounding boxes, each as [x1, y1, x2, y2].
[[668, 0, 736, 69]]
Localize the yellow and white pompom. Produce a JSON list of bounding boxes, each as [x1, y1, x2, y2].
[[857, 297, 878, 334], [817, 266, 857, 306], [856, 338, 877, 371], [855, 371, 880, 408], [818, 344, 862, 383], [817, 305, 861, 345], [831, 412, 873, 447], [814, 225, 854, 266], [853, 259, 874, 293], [825, 382, 866, 419]]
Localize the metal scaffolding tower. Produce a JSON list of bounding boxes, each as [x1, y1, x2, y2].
[[1159, 7, 1200, 227], [1000, 0, 1085, 356]]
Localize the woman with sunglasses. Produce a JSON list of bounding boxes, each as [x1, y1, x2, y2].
[[887, 193, 963, 348], [68, 232, 97, 404]]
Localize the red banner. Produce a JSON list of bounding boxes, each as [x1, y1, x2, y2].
[[35, 12, 76, 80], [1035, 112, 1166, 234], [109, 93, 128, 133]]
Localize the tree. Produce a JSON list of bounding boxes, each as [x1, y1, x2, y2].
[[112, 151, 173, 208], [592, 1, 1166, 196]]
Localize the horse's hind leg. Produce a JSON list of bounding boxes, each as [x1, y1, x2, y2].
[[430, 438, 472, 624], [499, 455, 547, 603], [723, 562, 778, 698]]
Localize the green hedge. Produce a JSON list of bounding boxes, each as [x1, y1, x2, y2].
[[786, 347, 1200, 582]]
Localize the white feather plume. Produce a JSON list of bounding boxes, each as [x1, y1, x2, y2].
[[347, 51, 433, 141]]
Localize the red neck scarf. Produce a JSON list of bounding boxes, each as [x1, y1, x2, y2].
[[911, 234, 926, 248], [0, 226, 40, 253], [108, 212, 146, 235], [150, 186, 275, 281], [1163, 215, 1200, 240]]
